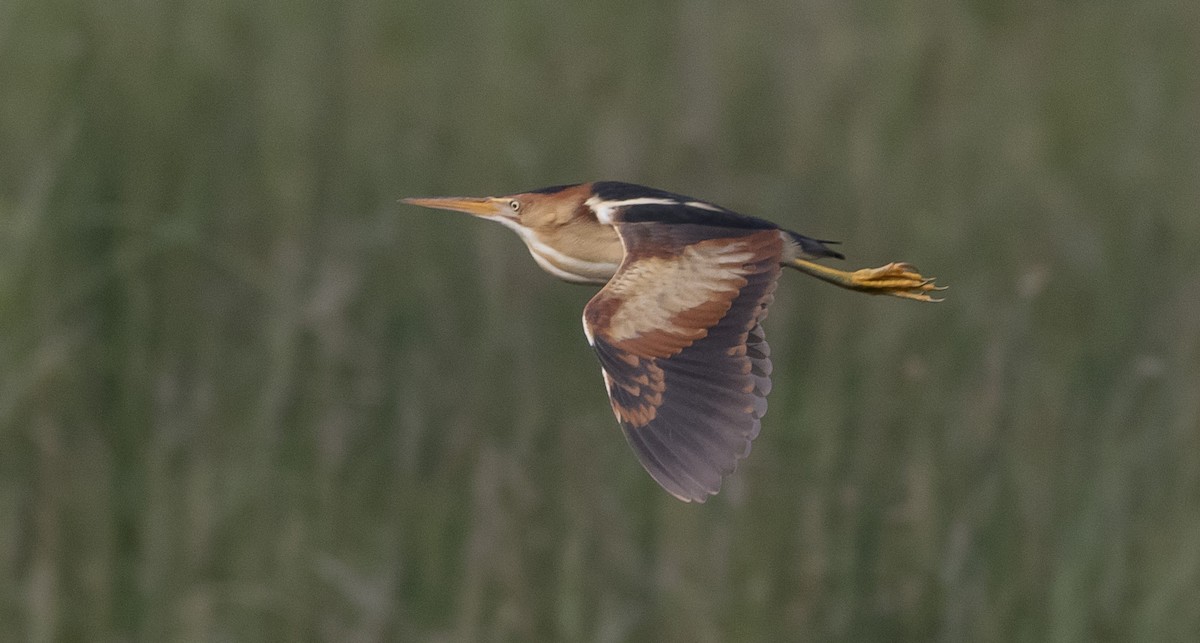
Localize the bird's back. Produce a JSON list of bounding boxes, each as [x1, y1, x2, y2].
[[590, 181, 843, 261]]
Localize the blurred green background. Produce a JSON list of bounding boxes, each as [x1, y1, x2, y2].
[[3, 0, 1199, 640]]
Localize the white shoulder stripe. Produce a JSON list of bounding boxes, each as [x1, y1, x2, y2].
[[585, 195, 679, 225], [685, 200, 724, 212]]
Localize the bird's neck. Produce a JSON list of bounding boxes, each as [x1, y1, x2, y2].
[[512, 223, 624, 284]]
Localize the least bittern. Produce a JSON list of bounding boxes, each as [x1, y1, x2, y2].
[[404, 182, 943, 502]]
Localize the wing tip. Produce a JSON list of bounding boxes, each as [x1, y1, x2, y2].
[[623, 415, 761, 503]]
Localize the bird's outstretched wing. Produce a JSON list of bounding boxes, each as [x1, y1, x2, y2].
[[583, 221, 784, 502]]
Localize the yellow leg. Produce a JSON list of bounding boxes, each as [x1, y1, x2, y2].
[[788, 259, 946, 302]]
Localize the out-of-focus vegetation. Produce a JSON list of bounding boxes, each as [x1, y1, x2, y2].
[[2, 0, 1199, 640]]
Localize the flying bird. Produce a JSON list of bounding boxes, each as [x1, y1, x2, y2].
[[404, 182, 943, 502]]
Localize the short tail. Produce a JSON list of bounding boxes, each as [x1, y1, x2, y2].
[[785, 230, 845, 260]]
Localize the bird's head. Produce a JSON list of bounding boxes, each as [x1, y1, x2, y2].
[[403, 183, 623, 283], [401, 193, 523, 224], [403, 184, 594, 233]]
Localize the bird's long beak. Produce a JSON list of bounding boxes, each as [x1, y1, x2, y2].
[[402, 196, 501, 218]]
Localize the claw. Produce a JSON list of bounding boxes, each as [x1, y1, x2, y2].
[[848, 262, 946, 301], [787, 258, 947, 302]]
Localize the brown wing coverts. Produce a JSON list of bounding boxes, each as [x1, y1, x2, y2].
[[584, 223, 783, 502]]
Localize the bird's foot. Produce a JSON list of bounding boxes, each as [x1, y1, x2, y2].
[[788, 259, 946, 302], [845, 262, 945, 301]]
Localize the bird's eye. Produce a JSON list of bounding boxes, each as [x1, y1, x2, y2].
[[508, 200, 521, 212]]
